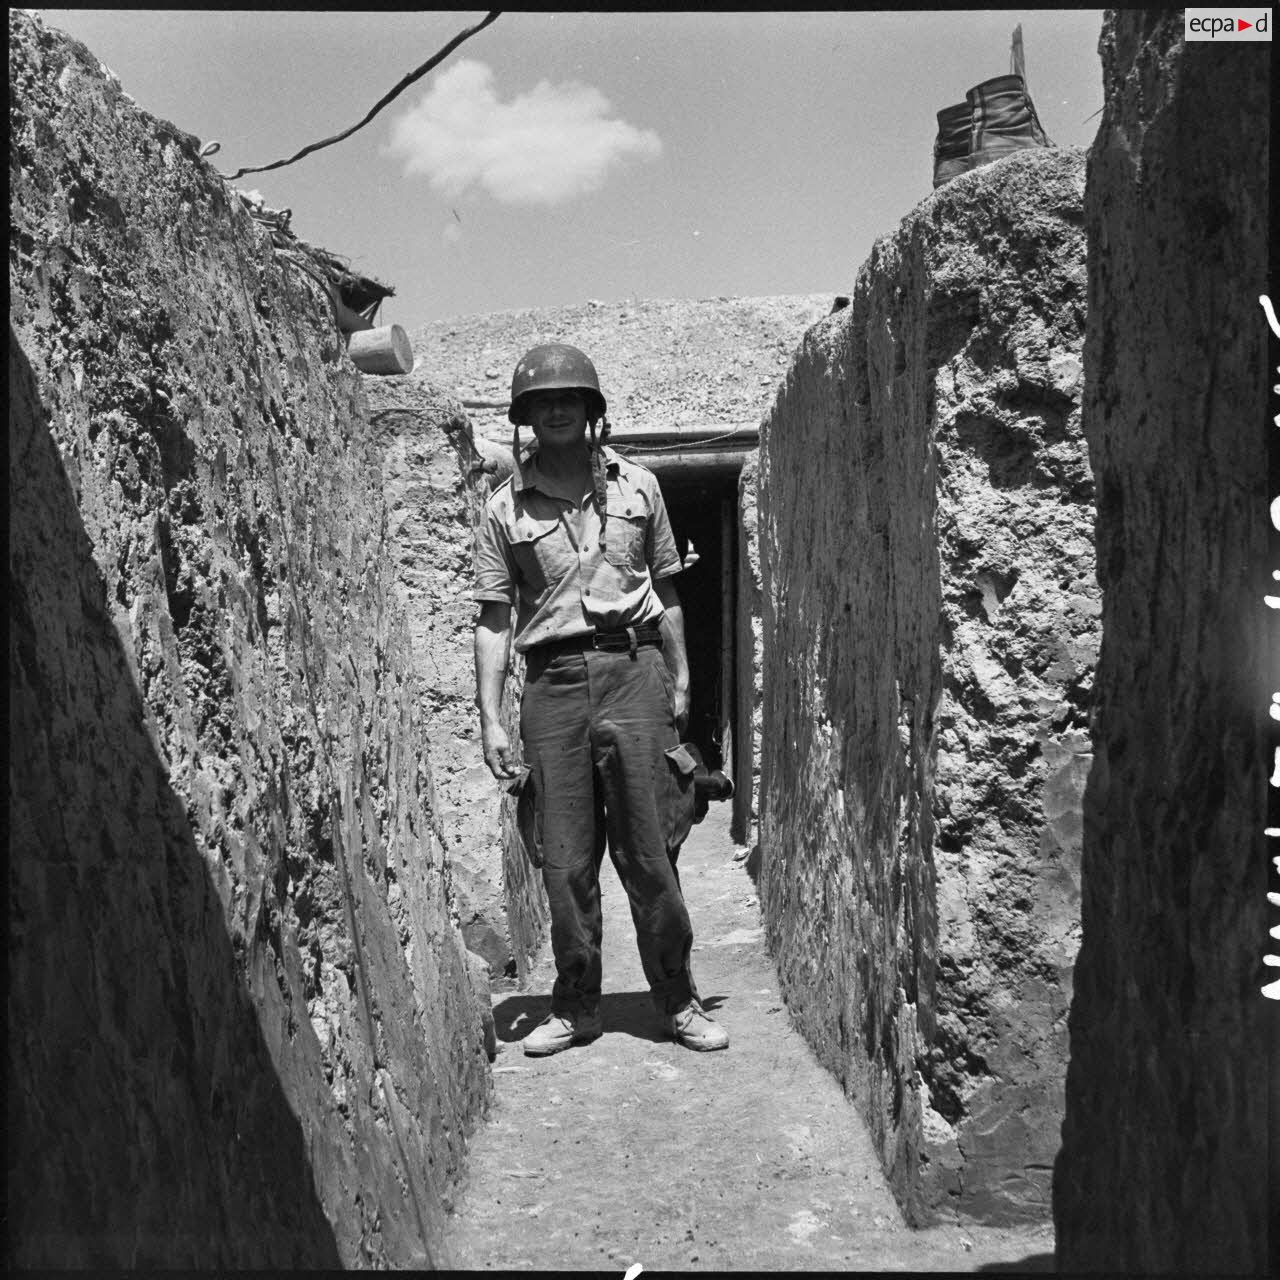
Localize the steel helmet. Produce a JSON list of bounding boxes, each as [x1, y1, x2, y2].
[[508, 343, 606, 425]]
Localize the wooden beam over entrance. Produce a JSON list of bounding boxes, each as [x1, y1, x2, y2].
[[608, 427, 759, 484], [625, 448, 756, 481]]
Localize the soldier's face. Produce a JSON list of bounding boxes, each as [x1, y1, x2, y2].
[[528, 390, 588, 448]]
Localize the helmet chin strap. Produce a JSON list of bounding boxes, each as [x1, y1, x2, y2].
[[511, 408, 608, 542], [511, 422, 524, 490], [590, 416, 610, 548]]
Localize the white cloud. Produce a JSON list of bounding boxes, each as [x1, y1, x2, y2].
[[385, 59, 662, 205]]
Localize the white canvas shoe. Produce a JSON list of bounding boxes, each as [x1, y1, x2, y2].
[[522, 1009, 603, 1056], [665, 999, 729, 1052]]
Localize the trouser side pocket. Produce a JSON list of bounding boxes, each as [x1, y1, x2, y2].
[[662, 744, 698, 855], [507, 765, 544, 868]]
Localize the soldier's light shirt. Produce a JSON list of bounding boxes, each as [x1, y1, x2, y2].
[[473, 444, 681, 652]]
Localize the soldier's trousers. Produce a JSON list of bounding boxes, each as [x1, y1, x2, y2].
[[518, 644, 698, 1017]]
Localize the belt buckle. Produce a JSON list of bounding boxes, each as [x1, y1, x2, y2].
[[590, 629, 628, 653]]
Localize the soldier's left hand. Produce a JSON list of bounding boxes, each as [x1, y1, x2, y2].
[[674, 683, 690, 736]]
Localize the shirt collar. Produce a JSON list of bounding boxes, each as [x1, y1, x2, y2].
[[516, 443, 623, 496]]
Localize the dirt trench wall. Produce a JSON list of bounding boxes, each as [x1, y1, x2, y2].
[[8, 12, 489, 1267], [1053, 13, 1272, 1274], [360, 377, 549, 984], [733, 453, 764, 845], [757, 148, 1096, 1225]]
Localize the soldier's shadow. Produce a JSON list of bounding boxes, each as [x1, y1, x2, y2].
[[492, 991, 727, 1046]]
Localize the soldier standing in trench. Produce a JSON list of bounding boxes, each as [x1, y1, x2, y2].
[[472, 343, 729, 1057]]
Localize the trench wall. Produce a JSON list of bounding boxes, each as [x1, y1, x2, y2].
[[361, 378, 548, 984], [1053, 12, 1272, 1273], [757, 147, 1096, 1224], [733, 453, 764, 845], [8, 11, 489, 1267]]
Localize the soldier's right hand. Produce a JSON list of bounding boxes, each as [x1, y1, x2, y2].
[[481, 723, 519, 780]]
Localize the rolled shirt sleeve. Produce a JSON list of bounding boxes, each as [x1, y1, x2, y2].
[[473, 492, 517, 603], [642, 472, 682, 579]]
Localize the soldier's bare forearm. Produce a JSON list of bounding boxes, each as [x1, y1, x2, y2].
[[654, 579, 689, 685], [474, 602, 518, 779], [474, 601, 513, 727], [661, 606, 689, 692]]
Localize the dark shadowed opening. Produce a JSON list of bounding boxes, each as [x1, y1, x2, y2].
[[627, 450, 746, 778]]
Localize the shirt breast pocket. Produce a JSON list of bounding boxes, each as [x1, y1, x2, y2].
[[602, 495, 648, 571], [510, 517, 572, 593]]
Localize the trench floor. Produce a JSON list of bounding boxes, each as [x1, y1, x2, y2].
[[442, 805, 1056, 1272]]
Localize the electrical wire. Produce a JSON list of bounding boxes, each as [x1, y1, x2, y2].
[[222, 10, 500, 181]]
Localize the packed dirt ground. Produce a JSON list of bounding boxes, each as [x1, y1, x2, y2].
[[442, 806, 1056, 1271]]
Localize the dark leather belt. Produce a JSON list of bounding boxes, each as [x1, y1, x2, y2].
[[532, 624, 664, 661]]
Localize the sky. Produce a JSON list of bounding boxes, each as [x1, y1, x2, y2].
[[30, 9, 1108, 329]]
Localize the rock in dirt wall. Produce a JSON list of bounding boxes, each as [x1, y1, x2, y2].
[[758, 148, 1096, 1225], [8, 11, 488, 1267], [361, 376, 549, 984], [1053, 13, 1271, 1274]]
